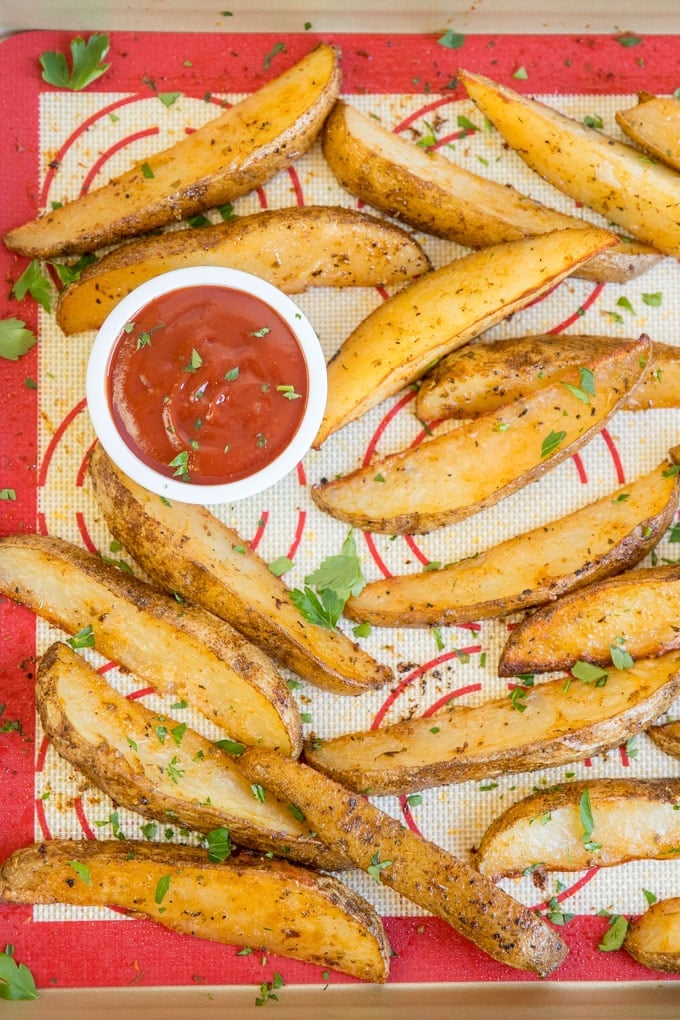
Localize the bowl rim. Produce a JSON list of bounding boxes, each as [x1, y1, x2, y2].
[[85, 265, 327, 504]]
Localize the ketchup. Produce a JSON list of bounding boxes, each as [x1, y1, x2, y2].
[[108, 285, 309, 485]]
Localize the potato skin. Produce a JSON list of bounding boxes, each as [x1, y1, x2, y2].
[[344, 459, 680, 628], [323, 100, 660, 283], [5, 44, 342, 257], [416, 334, 680, 421], [499, 563, 680, 677], [89, 445, 392, 695], [0, 839, 391, 982], [303, 650, 680, 795], [36, 641, 348, 871], [237, 748, 568, 978], [55, 205, 431, 334]]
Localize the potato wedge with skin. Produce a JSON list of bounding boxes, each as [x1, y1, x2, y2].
[[89, 445, 391, 696], [475, 779, 680, 879], [416, 334, 680, 421], [0, 840, 389, 982], [303, 649, 680, 795], [344, 459, 680, 628], [616, 92, 680, 172], [625, 897, 680, 973], [459, 69, 680, 257], [646, 719, 680, 760], [55, 206, 432, 335], [37, 642, 347, 870], [323, 100, 660, 284], [237, 748, 568, 977], [4, 44, 341, 258], [0, 533, 301, 755], [314, 225, 617, 447], [499, 564, 680, 677], [313, 337, 650, 534]]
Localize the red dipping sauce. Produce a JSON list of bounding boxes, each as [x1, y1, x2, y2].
[[108, 285, 309, 485]]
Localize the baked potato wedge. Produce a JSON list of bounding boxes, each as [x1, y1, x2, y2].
[[89, 444, 392, 696], [475, 779, 680, 878], [314, 225, 616, 446], [616, 92, 680, 172], [344, 458, 680, 628], [459, 69, 680, 257], [0, 839, 389, 982], [0, 533, 301, 755], [625, 897, 680, 973], [323, 100, 660, 283], [55, 205, 431, 335], [4, 43, 341, 258], [499, 564, 680, 677], [36, 642, 346, 870], [647, 719, 680, 760], [303, 649, 680, 795], [237, 748, 568, 977], [312, 337, 650, 534], [416, 334, 680, 421]]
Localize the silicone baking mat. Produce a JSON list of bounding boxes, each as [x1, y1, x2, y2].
[[1, 28, 680, 992]]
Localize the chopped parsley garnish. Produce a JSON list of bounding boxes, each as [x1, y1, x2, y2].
[[541, 429, 567, 459], [598, 913, 629, 950], [141, 162, 154, 179], [367, 852, 392, 883], [276, 384, 302, 400], [205, 826, 232, 862], [68, 860, 91, 885], [169, 450, 190, 481], [183, 348, 203, 372], [166, 756, 185, 783], [214, 737, 246, 756], [224, 366, 239, 381], [579, 789, 602, 852], [40, 33, 110, 90], [263, 41, 286, 70], [154, 873, 172, 904], [251, 783, 266, 804], [158, 91, 181, 107], [438, 30, 465, 49], [66, 624, 95, 650], [249, 326, 271, 338], [269, 555, 294, 577], [571, 660, 608, 687]]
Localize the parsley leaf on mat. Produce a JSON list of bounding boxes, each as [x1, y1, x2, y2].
[[0, 318, 37, 362], [0, 946, 38, 1001], [40, 34, 111, 91], [290, 531, 365, 630]]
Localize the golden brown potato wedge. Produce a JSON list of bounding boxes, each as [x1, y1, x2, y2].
[[323, 100, 660, 283], [315, 225, 616, 446], [646, 719, 680, 760], [625, 897, 680, 973], [475, 779, 680, 878], [89, 444, 391, 696], [237, 748, 568, 977], [4, 44, 341, 258], [344, 459, 680, 628], [416, 334, 680, 421], [616, 92, 680, 172], [37, 642, 347, 870], [0, 533, 301, 755], [459, 69, 680, 257], [55, 205, 431, 335], [499, 564, 680, 677], [0, 839, 389, 982], [312, 337, 650, 534], [303, 649, 680, 795]]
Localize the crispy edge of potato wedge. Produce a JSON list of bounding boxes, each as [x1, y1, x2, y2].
[[499, 563, 680, 677], [312, 337, 650, 534], [0, 839, 390, 982], [236, 748, 568, 977], [625, 897, 680, 973], [647, 719, 680, 760], [302, 649, 680, 795], [55, 205, 432, 334], [475, 779, 680, 878], [88, 444, 392, 696], [0, 532, 301, 755], [344, 458, 680, 628], [322, 100, 661, 284], [4, 43, 342, 258], [314, 225, 617, 447], [416, 333, 680, 420], [616, 92, 680, 172], [36, 641, 348, 871], [459, 69, 680, 257]]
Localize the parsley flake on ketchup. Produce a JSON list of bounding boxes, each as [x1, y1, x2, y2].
[[108, 285, 309, 485]]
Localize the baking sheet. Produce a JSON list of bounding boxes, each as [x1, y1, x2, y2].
[[1, 27, 680, 1002]]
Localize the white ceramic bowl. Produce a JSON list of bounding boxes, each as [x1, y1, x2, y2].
[[86, 266, 327, 504]]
